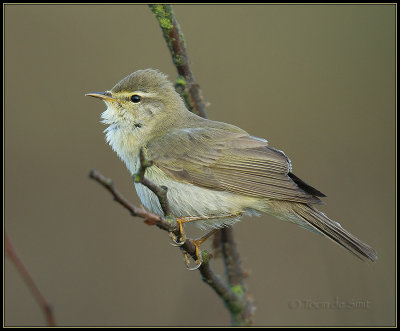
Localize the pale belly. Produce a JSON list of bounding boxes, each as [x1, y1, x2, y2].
[[134, 165, 262, 229]]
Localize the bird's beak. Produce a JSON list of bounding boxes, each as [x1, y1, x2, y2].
[[85, 92, 119, 103]]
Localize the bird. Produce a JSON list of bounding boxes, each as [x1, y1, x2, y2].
[[86, 68, 377, 269]]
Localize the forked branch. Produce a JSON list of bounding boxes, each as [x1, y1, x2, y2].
[[149, 4, 254, 325], [89, 166, 251, 323], [90, 5, 254, 327]]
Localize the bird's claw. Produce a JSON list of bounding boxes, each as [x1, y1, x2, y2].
[[169, 218, 218, 270], [182, 244, 203, 271], [169, 232, 185, 246], [168, 218, 187, 246]]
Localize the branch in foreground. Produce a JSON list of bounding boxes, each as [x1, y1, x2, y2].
[[89, 169, 171, 231], [148, 5, 253, 325], [89, 169, 253, 325], [5, 232, 56, 326], [149, 4, 208, 119], [221, 228, 254, 325], [133, 148, 172, 217]]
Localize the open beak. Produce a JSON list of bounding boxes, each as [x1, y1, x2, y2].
[[85, 92, 119, 103]]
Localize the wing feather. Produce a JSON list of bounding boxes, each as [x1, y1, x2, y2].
[[145, 124, 323, 204]]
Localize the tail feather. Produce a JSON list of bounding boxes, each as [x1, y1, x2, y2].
[[292, 204, 377, 262]]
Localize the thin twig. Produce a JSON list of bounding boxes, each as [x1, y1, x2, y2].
[[149, 4, 254, 326], [148, 4, 208, 118], [221, 227, 244, 288], [133, 148, 172, 217], [89, 169, 250, 315], [221, 227, 254, 326], [89, 169, 171, 231], [5, 232, 56, 326]]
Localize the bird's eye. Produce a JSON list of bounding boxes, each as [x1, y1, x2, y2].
[[131, 94, 141, 103]]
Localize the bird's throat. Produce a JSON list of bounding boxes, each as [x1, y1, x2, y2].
[[104, 123, 143, 174]]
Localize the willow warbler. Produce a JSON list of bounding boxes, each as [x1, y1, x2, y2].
[[86, 69, 377, 265]]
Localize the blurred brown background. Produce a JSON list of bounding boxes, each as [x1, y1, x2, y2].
[[4, 4, 395, 326]]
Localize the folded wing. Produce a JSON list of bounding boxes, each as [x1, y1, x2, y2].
[[145, 123, 324, 204]]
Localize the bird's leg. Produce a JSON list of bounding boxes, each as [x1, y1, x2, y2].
[[169, 212, 242, 246], [182, 228, 221, 270], [169, 218, 187, 246], [170, 212, 243, 270]]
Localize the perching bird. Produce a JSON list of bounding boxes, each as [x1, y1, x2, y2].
[[87, 69, 377, 268]]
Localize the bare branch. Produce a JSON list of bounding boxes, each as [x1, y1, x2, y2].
[[221, 228, 244, 288], [148, 5, 254, 325], [5, 232, 56, 326], [133, 148, 172, 217], [148, 4, 208, 118], [221, 227, 255, 325], [89, 169, 171, 232], [89, 168, 253, 318]]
